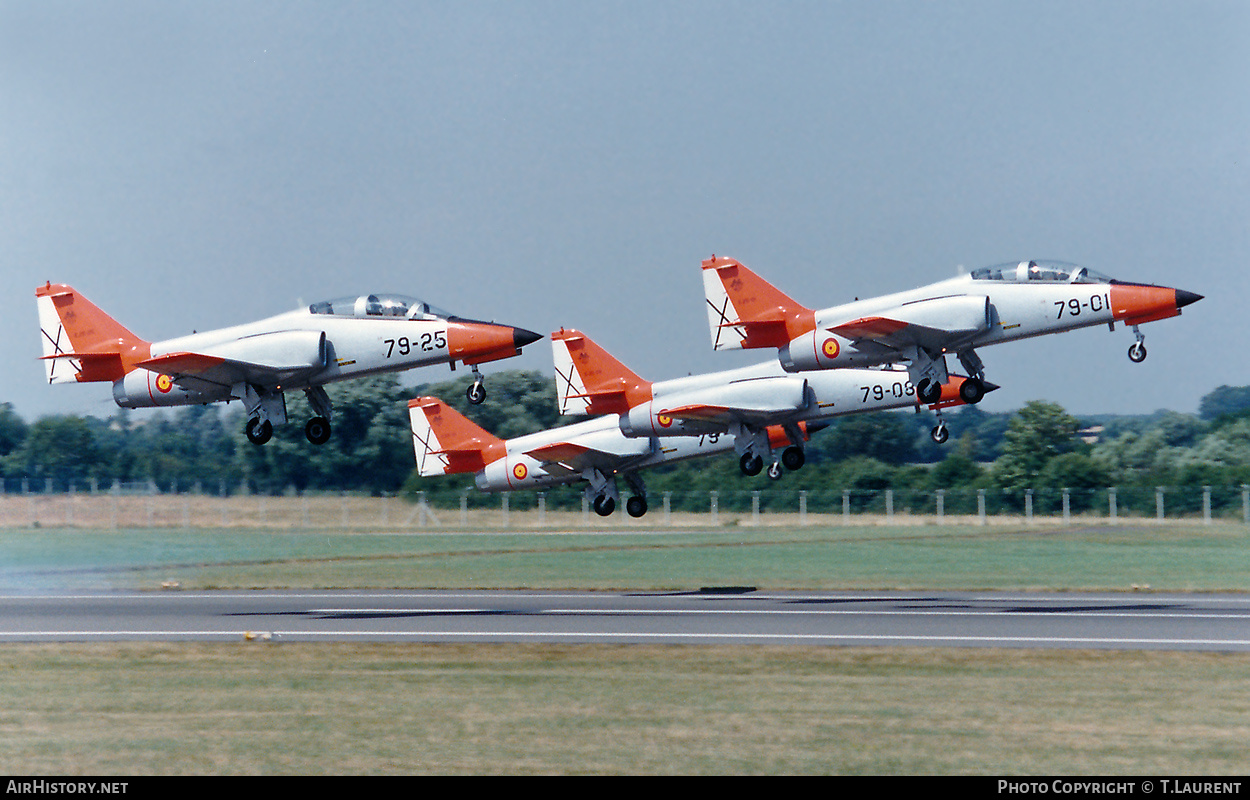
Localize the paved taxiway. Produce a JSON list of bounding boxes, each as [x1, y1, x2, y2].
[[1, 589, 1249, 650]]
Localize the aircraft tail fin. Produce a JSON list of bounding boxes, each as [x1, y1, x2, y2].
[[408, 397, 506, 476], [701, 255, 815, 350], [35, 283, 149, 384], [550, 328, 653, 416]]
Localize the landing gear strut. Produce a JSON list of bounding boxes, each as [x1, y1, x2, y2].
[[1128, 325, 1147, 363], [467, 365, 487, 404], [304, 387, 333, 445]]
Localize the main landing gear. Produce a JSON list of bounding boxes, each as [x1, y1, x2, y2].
[[739, 445, 806, 481], [587, 471, 649, 518], [243, 385, 335, 446], [246, 416, 274, 446]]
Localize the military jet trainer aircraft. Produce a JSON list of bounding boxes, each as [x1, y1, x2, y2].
[[408, 395, 816, 517], [701, 256, 1201, 405], [551, 328, 991, 480], [36, 283, 543, 445]]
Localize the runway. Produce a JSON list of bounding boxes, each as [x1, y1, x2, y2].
[[2, 589, 1249, 650]]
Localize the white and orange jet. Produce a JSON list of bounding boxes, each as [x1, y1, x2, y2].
[[550, 328, 992, 480], [408, 395, 814, 517], [701, 256, 1202, 405], [36, 283, 543, 445]]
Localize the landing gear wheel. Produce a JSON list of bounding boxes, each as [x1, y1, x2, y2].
[[781, 445, 805, 471], [1128, 342, 1147, 363], [305, 416, 331, 445], [931, 423, 949, 444], [593, 495, 616, 517], [246, 417, 273, 446], [958, 377, 985, 405], [739, 452, 764, 476], [767, 461, 783, 480], [917, 378, 942, 404], [467, 381, 486, 405], [625, 496, 648, 518]]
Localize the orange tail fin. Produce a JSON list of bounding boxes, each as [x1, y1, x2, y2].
[[35, 283, 150, 383], [408, 397, 506, 475], [550, 328, 653, 416], [701, 256, 816, 350]]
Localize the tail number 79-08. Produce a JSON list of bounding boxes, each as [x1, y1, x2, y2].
[[861, 381, 915, 403], [385, 332, 447, 358]]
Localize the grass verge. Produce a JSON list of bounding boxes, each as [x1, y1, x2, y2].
[[1, 643, 1248, 775]]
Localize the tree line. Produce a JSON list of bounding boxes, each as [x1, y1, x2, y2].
[[4, 373, 1250, 514]]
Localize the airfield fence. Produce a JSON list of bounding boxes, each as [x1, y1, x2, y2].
[[1, 478, 1249, 529]]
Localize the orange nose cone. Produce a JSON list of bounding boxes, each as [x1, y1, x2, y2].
[[448, 322, 543, 365], [1110, 284, 1198, 325]]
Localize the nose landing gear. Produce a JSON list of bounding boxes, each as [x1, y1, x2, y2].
[[1128, 325, 1147, 363]]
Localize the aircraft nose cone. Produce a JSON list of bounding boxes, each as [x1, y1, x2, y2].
[[513, 327, 544, 349], [1176, 289, 1203, 309], [981, 380, 1001, 394]]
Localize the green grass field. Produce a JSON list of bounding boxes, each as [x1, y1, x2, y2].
[[3, 520, 1247, 592], [2, 520, 1248, 774]]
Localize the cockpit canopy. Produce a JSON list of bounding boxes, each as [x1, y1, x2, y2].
[[308, 294, 451, 320], [970, 260, 1112, 284]]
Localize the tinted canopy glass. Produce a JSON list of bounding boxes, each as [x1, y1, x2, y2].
[[309, 294, 451, 319], [970, 261, 1112, 284]]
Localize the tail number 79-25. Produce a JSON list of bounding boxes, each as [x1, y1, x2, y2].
[[385, 332, 447, 358]]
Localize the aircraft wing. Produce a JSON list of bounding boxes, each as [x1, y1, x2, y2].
[[660, 400, 800, 430], [138, 330, 328, 392], [826, 295, 992, 353], [644, 377, 809, 432], [523, 437, 651, 477]]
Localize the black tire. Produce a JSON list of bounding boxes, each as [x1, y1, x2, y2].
[[739, 452, 764, 476], [625, 496, 648, 518], [767, 462, 783, 480], [467, 382, 486, 404], [917, 378, 942, 404], [931, 424, 949, 444], [593, 495, 616, 517], [958, 377, 985, 404], [1128, 342, 1147, 363], [305, 416, 331, 445], [246, 417, 273, 446], [781, 446, 805, 471]]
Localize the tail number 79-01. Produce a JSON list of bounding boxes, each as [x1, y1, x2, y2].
[[1055, 294, 1111, 319], [385, 332, 447, 358]]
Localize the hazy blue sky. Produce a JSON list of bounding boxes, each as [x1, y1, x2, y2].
[[3, 1, 1246, 424]]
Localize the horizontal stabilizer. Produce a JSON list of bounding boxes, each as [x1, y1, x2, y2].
[[551, 328, 652, 416], [408, 396, 505, 476], [701, 256, 815, 351], [35, 283, 149, 384]]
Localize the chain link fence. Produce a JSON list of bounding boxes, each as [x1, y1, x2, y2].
[[2, 478, 1249, 529]]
